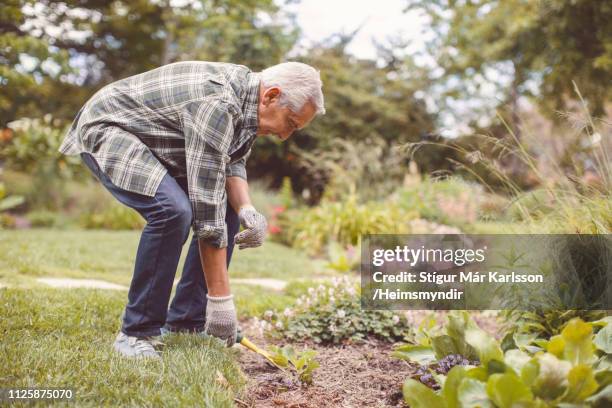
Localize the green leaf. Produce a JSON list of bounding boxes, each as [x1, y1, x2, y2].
[[458, 378, 493, 408], [486, 373, 533, 408], [564, 364, 598, 402], [594, 323, 612, 354], [547, 335, 566, 358], [513, 331, 540, 349], [467, 366, 489, 382], [586, 384, 612, 408], [521, 358, 540, 387], [443, 366, 467, 408], [504, 349, 531, 375], [596, 370, 612, 389], [392, 345, 436, 365], [432, 335, 463, 359], [531, 353, 571, 400], [561, 319, 595, 365], [402, 378, 446, 408], [0, 195, 24, 211], [465, 326, 504, 364], [486, 360, 507, 376]]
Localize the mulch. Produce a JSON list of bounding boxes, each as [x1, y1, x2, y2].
[[235, 311, 501, 407], [236, 321, 416, 408]]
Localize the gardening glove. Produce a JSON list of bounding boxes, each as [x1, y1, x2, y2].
[[234, 205, 267, 250], [204, 294, 238, 347]]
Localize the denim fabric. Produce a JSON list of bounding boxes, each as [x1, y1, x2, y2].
[[80, 152, 239, 337]]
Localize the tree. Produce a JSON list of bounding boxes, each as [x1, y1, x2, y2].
[[0, 0, 71, 127], [405, 0, 612, 121], [247, 36, 436, 202], [1, 0, 298, 125]]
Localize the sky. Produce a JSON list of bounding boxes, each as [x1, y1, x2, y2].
[[286, 0, 426, 60], [284, 0, 488, 135], [286, 0, 521, 134], [17, 0, 500, 134]]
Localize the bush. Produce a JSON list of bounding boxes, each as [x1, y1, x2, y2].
[[79, 204, 144, 230], [1, 117, 85, 211], [397, 177, 481, 227], [257, 277, 411, 344], [279, 193, 417, 255], [399, 314, 612, 407], [26, 210, 63, 228], [507, 189, 557, 221]]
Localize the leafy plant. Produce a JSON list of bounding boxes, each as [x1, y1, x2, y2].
[[324, 241, 359, 273], [501, 309, 607, 352], [0, 182, 24, 212], [398, 314, 612, 407], [404, 84, 611, 234], [266, 345, 320, 385], [258, 277, 409, 344], [79, 203, 144, 230], [395, 312, 502, 365], [397, 176, 481, 227], [279, 193, 416, 255], [26, 210, 62, 227]]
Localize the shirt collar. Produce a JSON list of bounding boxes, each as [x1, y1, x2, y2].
[[241, 72, 260, 131]]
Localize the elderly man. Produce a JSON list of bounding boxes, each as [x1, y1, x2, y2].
[[59, 61, 325, 358]]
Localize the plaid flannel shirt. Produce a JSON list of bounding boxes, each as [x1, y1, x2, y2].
[[59, 61, 260, 248]]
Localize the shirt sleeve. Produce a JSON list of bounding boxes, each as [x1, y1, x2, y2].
[[182, 99, 238, 248], [225, 149, 250, 180]]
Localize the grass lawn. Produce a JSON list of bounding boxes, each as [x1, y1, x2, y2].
[[0, 229, 322, 287], [0, 228, 331, 405], [0, 288, 246, 407]]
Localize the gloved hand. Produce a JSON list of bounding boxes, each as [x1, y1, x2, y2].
[[234, 205, 267, 250], [204, 294, 237, 347]]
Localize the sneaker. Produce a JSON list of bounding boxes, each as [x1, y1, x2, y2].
[[113, 332, 161, 359]]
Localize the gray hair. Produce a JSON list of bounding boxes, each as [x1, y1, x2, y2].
[[260, 62, 325, 115]]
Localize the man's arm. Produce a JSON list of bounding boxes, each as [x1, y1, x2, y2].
[[182, 98, 238, 345], [226, 176, 252, 213], [198, 243, 229, 296], [196, 176, 249, 297]]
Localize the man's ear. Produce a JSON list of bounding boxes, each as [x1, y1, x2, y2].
[[262, 87, 281, 106]]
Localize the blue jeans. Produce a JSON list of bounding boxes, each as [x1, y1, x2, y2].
[[80, 153, 239, 337]]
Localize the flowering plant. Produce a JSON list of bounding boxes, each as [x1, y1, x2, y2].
[[255, 276, 410, 344]]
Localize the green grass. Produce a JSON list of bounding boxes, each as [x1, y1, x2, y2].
[[0, 229, 319, 287], [0, 228, 320, 320], [0, 229, 319, 405], [0, 288, 246, 407]]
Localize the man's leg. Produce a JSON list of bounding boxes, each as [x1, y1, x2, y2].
[[80, 153, 192, 337], [165, 200, 240, 332]]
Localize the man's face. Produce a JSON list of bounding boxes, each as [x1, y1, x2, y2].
[[256, 86, 316, 140]]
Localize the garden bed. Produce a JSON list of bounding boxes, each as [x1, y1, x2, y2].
[[238, 322, 414, 407], [237, 311, 502, 407]]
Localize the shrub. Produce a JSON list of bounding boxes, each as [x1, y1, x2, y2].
[[1, 116, 85, 210], [396, 177, 481, 227], [79, 204, 144, 230], [405, 87, 611, 234], [0, 182, 24, 213], [397, 313, 612, 407], [257, 276, 410, 344], [26, 210, 63, 228], [324, 241, 359, 273], [279, 193, 417, 255]]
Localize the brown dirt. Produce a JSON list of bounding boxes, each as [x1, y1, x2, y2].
[[236, 311, 501, 407], [236, 321, 416, 408]]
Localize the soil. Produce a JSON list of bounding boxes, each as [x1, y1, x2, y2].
[[236, 311, 501, 407], [236, 321, 416, 408]]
